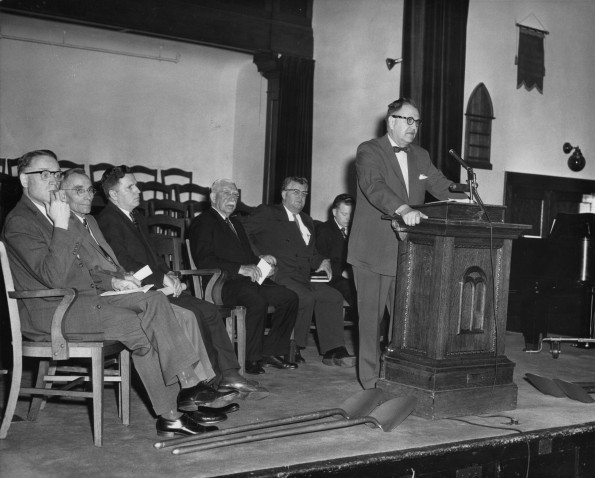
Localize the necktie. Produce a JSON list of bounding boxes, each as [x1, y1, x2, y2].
[[393, 146, 410, 153], [340, 227, 348, 239], [130, 210, 139, 229], [292, 214, 302, 234], [225, 217, 238, 237]]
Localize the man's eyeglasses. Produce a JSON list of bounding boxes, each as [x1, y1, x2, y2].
[[23, 170, 63, 181], [61, 187, 97, 196], [220, 190, 240, 200], [285, 189, 309, 197], [391, 115, 422, 127]]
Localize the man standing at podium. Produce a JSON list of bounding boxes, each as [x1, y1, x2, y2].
[[348, 97, 465, 389]]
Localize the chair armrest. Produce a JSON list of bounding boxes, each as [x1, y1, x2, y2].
[[174, 268, 228, 305], [9, 288, 78, 360]]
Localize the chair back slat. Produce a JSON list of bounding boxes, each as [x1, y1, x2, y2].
[[0, 241, 23, 353], [146, 215, 186, 238], [129, 165, 158, 183], [161, 168, 193, 185], [151, 235, 183, 271], [137, 181, 174, 201], [58, 160, 86, 173], [88, 163, 115, 183]]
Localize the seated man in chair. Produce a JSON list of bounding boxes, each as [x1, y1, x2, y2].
[[241, 177, 356, 367], [2, 150, 238, 438], [189, 179, 298, 375], [315, 194, 357, 319], [96, 166, 267, 399]]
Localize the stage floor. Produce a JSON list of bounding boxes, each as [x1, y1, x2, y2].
[[2, 331, 595, 477]]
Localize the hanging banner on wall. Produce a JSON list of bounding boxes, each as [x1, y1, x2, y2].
[[516, 24, 547, 94]]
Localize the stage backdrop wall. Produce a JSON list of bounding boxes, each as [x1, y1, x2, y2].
[[0, 14, 266, 207]]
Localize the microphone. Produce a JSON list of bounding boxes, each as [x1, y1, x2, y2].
[[448, 149, 472, 171]]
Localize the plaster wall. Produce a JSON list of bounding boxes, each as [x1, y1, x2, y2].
[[0, 14, 266, 206]]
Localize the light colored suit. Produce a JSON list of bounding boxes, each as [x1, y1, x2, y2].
[[348, 134, 461, 388], [2, 195, 212, 415]]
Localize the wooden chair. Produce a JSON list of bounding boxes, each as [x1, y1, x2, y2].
[[173, 183, 211, 226], [138, 181, 174, 200], [0, 241, 130, 447], [183, 239, 246, 374], [147, 198, 187, 219], [88, 162, 115, 183], [146, 215, 186, 238], [173, 183, 210, 203], [161, 167, 193, 185], [2, 158, 20, 176], [129, 165, 158, 183], [58, 160, 86, 173]]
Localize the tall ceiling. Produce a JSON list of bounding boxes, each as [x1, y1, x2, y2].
[[0, 0, 314, 58]]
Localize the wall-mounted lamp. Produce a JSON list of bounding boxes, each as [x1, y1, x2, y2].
[[386, 57, 403, 70], [563, 142, 586, 172]]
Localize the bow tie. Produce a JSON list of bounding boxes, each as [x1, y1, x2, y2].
[[393, 146, 410, 153]]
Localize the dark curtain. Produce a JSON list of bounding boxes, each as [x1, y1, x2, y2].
[[401, 0, 469, 182], [272, 56, 315, 210], [517, 26, 546, 94]]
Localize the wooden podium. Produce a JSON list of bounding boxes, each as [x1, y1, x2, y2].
[[377, 202, 531, 419]]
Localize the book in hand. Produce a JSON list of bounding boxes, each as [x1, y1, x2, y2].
[[310, 271, 330, 283]]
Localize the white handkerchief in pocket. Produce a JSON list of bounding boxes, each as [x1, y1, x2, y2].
[[419, 174, 428, 180]]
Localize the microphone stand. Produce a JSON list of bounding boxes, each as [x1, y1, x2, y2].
[[448, 149, 491, 223]]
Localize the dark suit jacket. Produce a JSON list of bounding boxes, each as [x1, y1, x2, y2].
[[241, 204, 326, 285], [348, 134, 464, 276], [315, 219, 349, 283], [2, 195, 125, 340], [188, 207, 258, 280], [96, 201, 169, 287]]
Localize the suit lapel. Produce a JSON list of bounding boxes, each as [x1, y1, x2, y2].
[[85, 215, 122, 267]]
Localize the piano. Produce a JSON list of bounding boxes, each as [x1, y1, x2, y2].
[[509, 213, 595, 349]]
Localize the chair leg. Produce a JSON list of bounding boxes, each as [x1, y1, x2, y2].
[[0, 346, 24, 439], [119, 350, 130, 426], [91, 348, 104, 447], [39, 361, 57, 411], [234, 307, 246, 376], [288, 327, 297, 363], [225, 315, 235, 347], [27, 360, 51, 421]]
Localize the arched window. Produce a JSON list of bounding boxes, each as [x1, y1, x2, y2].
[[464, 83, 494, 170]]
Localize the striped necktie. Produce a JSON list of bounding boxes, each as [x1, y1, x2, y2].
[[225, 217, 238, 237]]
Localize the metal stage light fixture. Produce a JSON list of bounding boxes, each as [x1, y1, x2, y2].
[[385, 58, 403, 70], [563, 142, 586, 172]]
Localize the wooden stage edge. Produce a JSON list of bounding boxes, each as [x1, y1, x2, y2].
[[223, 421, 595, 477]]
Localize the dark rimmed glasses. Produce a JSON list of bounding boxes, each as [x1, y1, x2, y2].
[[391, 115, 422, 127], [61, 187, 97, 196], [285, 189, 309, 197], [23, 170, 63, 181]]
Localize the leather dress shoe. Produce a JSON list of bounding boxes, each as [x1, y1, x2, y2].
[[199, 402, 240, 414], [322, 346, 356, 368], [245, 360, 265, 375], [265, 355, 298, 370], [218, 378, 270, 401], [294, 349, 306, 363], [156, 412, 218, 438], [178, 381, 239, 412], [188, 408, 227, 424], [190, 402, 240, 423]]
